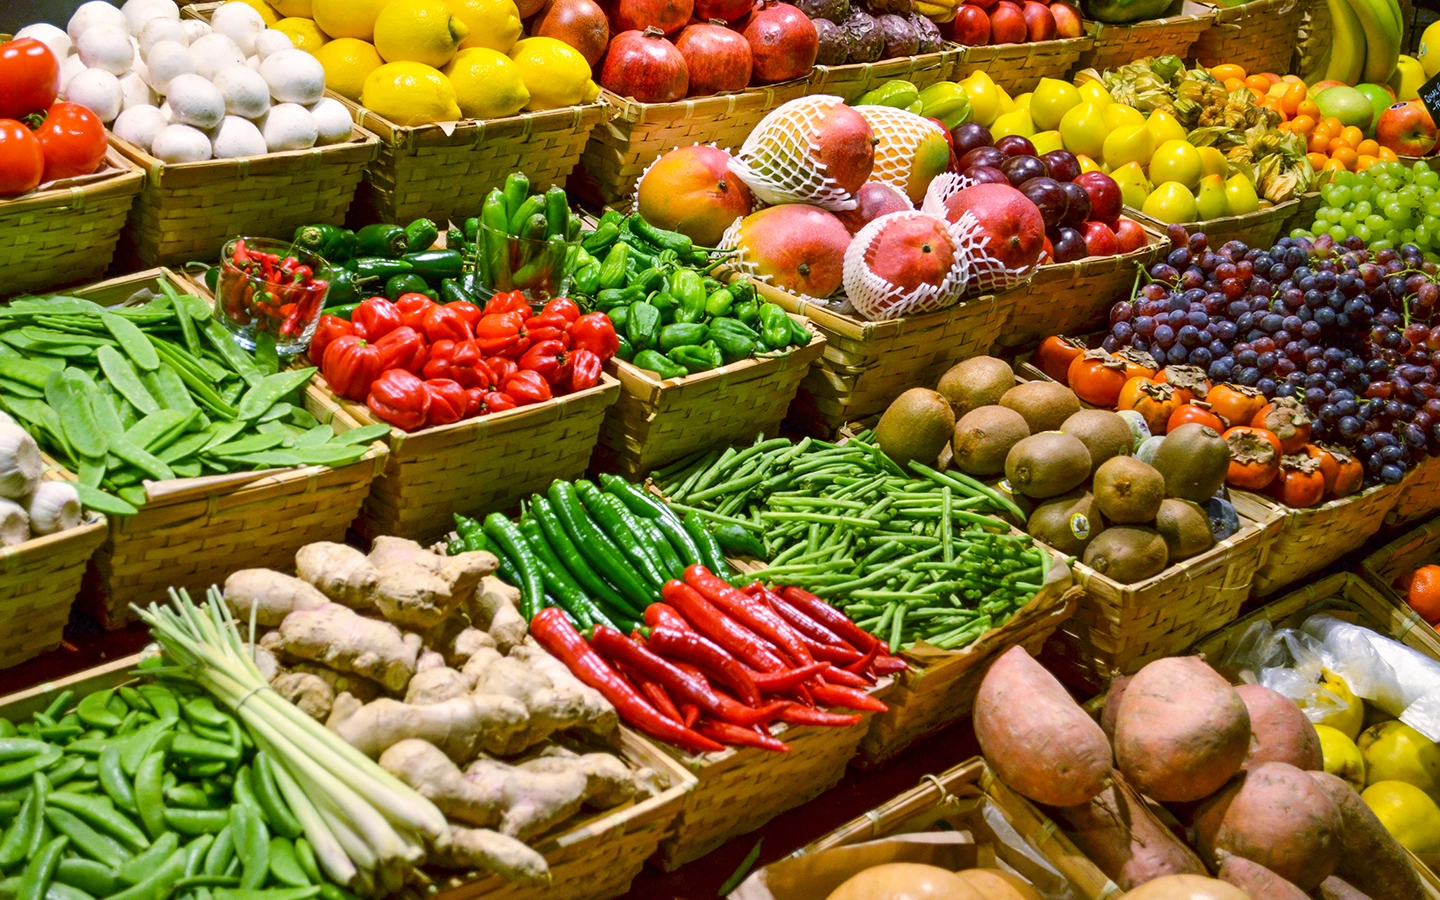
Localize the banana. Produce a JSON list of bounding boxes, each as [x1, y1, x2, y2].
[[1305, 43, 1334, 84], [1326, 0, 1367, 85], [1348, 0, 1400, 84], [913, 1, 955, 19]]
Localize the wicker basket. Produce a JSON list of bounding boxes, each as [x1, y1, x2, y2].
[[305, 374, 620, 545], [1385, 453, 1440, 527], [1230, 483, 1401, 598], [577, 82, 810, 206], [1077, 0, 1215, 73], [1358, 516, 1440, 660], [995, 228, 1167, 350], [58, 269, 387, 629], [804, 49, 961, 103], [1191, 0, 1310, 75], [948, 37, 1095, 97], [1280, 190, 1323, 236], [1128, 197, 1299, 251], [593, 319, 826, 478]]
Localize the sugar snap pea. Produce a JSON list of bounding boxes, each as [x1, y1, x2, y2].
[[97, 348, 160, 417], [45, 371, 106, 459], [118, 832, 178, 887], [54, 859, 114, 897], [43, 808, 127, 868], [17, 834, 66, 900]]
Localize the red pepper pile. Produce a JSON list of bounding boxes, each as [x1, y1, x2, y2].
[[530, 566, 906, 755], [311, 291, 620, 432], [221, 239, 329, 340]]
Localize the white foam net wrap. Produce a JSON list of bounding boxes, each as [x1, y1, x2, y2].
[[730, 96, 862, 211], [922, 172, 1037, 296], [842, 210, 970, 321], [853, 104, 947, 201]]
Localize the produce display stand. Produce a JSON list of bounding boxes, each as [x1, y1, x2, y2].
[[1358, 516, 1440, 660], [1076, 1, 1216, 75], [948, 37, 1095, 97], [804, 48, 961, 104], [1129, 197, 1301, 252], [592, 317, 825, 478], [63, 268, 387, 628], [305, 372, 621, 544], [577, 82, 811, 206], [0, 147, 144, 298], [1191, 0, 1311, 75]]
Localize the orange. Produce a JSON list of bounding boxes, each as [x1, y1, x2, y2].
[[1340, 126, 1364, 148], [1404, 564, 1440, 624], [1297, 98, 1319, 118], [1307, 151, 1329, 170], [1282, 82, 1306, 115], [1378, 146, 1399, 161], [1262, 97, 1286, 115], [1357, 154, 1378, 171], [1246, 74, 1272, 92], [1357, 138, 1379, 156], [1332, 146, 1358, 168], [1323, 158, 1348, 172], [1292, 114, 1316, 133], [1223, 77, 1246, 93], [1309, 134, 1332, 154], [1328, 137, 1349, 153], [1249, 87, 1266, 100], [1211, 63, 1247, 81], [1323, 116, 1344, 133]]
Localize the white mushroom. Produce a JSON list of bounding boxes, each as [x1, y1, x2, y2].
[[119, 72, 156, 110], [254, 29, 294, 60], [142, 40, 192, 93], [180, 19, 212, 43], [212, 115, 267, 158], [150, 123, 213, 162], [113, 104, 168, 150], [59, 54, 88, 92], [309, 97, 351, 145], [76, 25, 134, 75], [210, 2, 267, 56], [212, 65, 270, 119], [259, 102, 316, 152], [158, 100, 173, 122], [259, 49, 324, 104], [138, 17, 188, 57], [188, 32, 246, 81], [68, 1, 130, 46], [15, 23, 72, 62], [64, 68, 124, 123], [164, 73, 225, 129], [121, 0, 180, 35]]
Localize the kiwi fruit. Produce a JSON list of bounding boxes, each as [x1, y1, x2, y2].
[[1028, 490, 1103, 556], [1151, 423, 1231, 502], [938, 356, 1016, 417], [952, 405, 1029, 475], [1155, 498, 1215, 561], [1004, 432, 1091, 498], [1061, 409, 1133, 476], [999, 382, 1081, 434], [1093, 456, 1165, 523], [875, 388, 955, 470], [1083, 526, 1169, 583]]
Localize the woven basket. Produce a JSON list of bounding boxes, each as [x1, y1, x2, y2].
[[577, 82, 810, 206], [305, 374, 620, 545], [1230, 482, 1402, 598], [1191, 0, 1310, 75], [1358, 516, 1440, 660], [0, 147, 143, 298], [592, 318, 827, 478], [1077, 0, 1215, 73], [804, 49, 961, 103], [995, 228, 1167, 350], [58, 268, 386, 629], [1128, 197, 1299, 251], [1384, 453, 1440, 527], [1280, 190, 1324, 236], [949, 37, 1094, 97]]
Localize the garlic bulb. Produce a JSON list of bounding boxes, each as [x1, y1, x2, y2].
[[26, 482, 82, 536], [0, 424, 43, 500], [0, 499, 30, 548]]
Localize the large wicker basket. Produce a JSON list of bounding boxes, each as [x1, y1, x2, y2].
[[1358, 516, 1440, 660], [306, 374, 620, 545], [1128, 197, 1300, 251], [804, 50, 960, 103], [1384, 453, 1440, 527], [577, 82, 810, 206], [1191, 0, 1310, 75], [0, 148, 143, 298], [949, 37, 1094, 97], [1077, 1, 1216, 74]]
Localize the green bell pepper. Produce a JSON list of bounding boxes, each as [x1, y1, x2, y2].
[[598, 243, 630, 291], [615, 335, 634, 361], [659, 323, 708, 352], [734, 300, 760, 328], [402, 249, 464, 279], [627, 301, 661, 351], [385, 273, 433, 301], [354, 223, 408, 258], [403, 218, 440, 252], [704, 288, 734, 318], [596, 285, 644, 309], [759, 303, 793, 351], [668, 341, 722, 374], [632, 349, 687, 380], [608, 305, 629, 334]]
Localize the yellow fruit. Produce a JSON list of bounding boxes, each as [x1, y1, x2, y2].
[[991, 108, 1036, 138], [1111, 160, 1152, 207], [1013, 92, 1032, 109], [1316, 724, 1367, 792], [1075, 154, 1102, 174], [273, 17, 329, 51], [374, 0, 469, 67], [361, 61, 460, 125], [959, 71, 1001, 127], [1058, 102, 1110, 161], [1362, 781, 1440, 866], [1102, 124, 1154, 169], [509, 37, 599, 111], [1148, 139, 1204, 191], [1146, 109, 1187, 146], [1298, 669, 1365, 740], [1195, 173, 1228, 219], [313, 38, 383, 100], [443, 47, 528, 119], [1030, 130, 1064, 155], [1030, 77, 1081, 131], [1197, 146, 1229, 179], [312, 0, 390, 40], [1392, 54, 1425, 101], [1142, 181, 1198, 224], [1359, 721, 1440, 799], [1421, 21, 1440, 77], [994, 85, 1015, 116], [1103, 103, 1145, 129], [1224, 173, 1260, 216], [1076, 80, 1113, 106], [268, 0, 313, 17], [446, 0, 521, 52], [228, 0, 281, 24]]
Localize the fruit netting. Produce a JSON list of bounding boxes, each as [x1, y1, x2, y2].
[[730, 96, 861, 211], [842, 210, 970, 321], [853, 104, 944, 203], [922, 172, 1037, 296]]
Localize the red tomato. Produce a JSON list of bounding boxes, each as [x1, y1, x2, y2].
[[0, 119, 44, 196], [32, 103, 107, 182], [0, 39, 60, 120], [1167, 403, 1224, 433]]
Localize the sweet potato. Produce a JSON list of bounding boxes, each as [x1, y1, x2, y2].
[[1234, 683, 1322, 770], [1191, 762, 1339, 891], [973, 646, 1112, 807], [1099, 674, 1131, 742], [1114, 657, 1250, 802], [1317, 876, 1375, 900], [1214, 852, 1309, 900], [1050, 779, 1206, 889], [1122, 875, 1249, 900], [1307, 771, 1423, 900], [952, 869, 1040, 900]]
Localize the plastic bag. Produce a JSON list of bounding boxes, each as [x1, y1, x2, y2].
[[1220, 618, 1351, 723], [1301, 613, 1440, 741]]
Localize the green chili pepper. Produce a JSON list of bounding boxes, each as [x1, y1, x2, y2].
[[501, 172, 529, 222], [595, 285, 643, 310], [402, 218, 439, 253], [668, 341, 722, 373], [626, 302, 661, 351], [462, 217, 481, 242], [630, 217, 693, 254], [481, 189, 511, 288], [629, 265, 667, 294], [581, 222, 620, 255], [703, 288, 734, 318], [384, 273, 432, 301], [759, 303, 793, 351], [597, 243, 630, 292], [345, 257, 413, 281], [614, 335, 633, 361], [658, 323, 708, 352], [353, 224, 407, 258], [607, 306, 628, 334], [573, 263, 602, 296], [400, 250, 463, 279], [708, 320, 757, 361], [630, 349, 686, 380], [483, 513, 546, 620], [734, 299, 760, 327]]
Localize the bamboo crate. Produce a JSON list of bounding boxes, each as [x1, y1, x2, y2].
[[948, 37, 1094, 97], [1076, 1, 1216, 74], [1128, 197, 1300, 252], [1191, 0, 1311, 75], [306, 374, 620, 544], [55, 269, 386, 629], [995, 227, 1167, 350], [592, 317, 826, 478], [1281, 190, 1323, 235], [1230, 482, 1402, 598], [1358, 516, 1440, 660], [577, 82, 810, 206], [804, 49, 960, 103], [1384, 452, 1440, 527], [0, 148, 143, 297], [0, 657, 699, 900]]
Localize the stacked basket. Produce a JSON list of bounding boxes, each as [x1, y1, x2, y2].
[[949, 37, 1094, 96], [1077, 0, 1216, 73], [1191, 0, 1312, 75]]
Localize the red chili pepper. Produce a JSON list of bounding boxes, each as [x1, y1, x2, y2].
[[308, 315, 354, 365], [661, 580, 789, 673], [801, 637, 865, 666], [352, 297, 402, 342], [290, 265, 312, 282], [525, 312, 571, 346], [749, 662, 829, 694], [483, 290, 532, 319], [529, 608, 723, 755], [685, 567, 814, 667], [845, 643, 881, 676], [232, 239, 249, 266], [423, 304, 474, 344], [443, 300, 482, 332], [630, 669, 682, 724], [753, 586, 857, 651], [475, 312, 530, 358], [695, 720, 789, 753], [808, 681, 886, 713], [395, 294, 438, 331], [647, 626, 762, 707], [779, 706, 862, 728], [872, 656, 910, 675], [518, 340, 572, 386], [322, 336, 382, 402], [815, 665, 869, 688], [366, 369, 431, 432], [424, 378, 466, 426], [570, 312, 620, 362], [681, 705, 699, 728], [374, 326, 429, 375], [504, 370, 552, 406], [486, 355, 519, 387], [541, 297, 580, 323], [569, 348, 602, 393], [780, 588, 882, 654]]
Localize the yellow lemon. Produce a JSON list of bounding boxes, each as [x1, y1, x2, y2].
[[509, 37, 598, 111], [1362, 781, 1440, 866], [1029, 77, 1080, 131], [374, 0, 469, 67], [228, 0, 281, 24], [1111, 160, 1152, 207], [1316, 724, 1367, 792], [268, 0, 313, 17], [1142, 181, 1198, 224], [1145, 108, 1187, 146], [1148, 139, 1204, 191], [1076, 79, 1112, 106], [273, 17, 329, 51], [991, 108, 1036, 138], [361, 61, 460, 124], [1359, 721, 1440, 799], [1103, 103, 1145, 129], [959, 71, 1000, 127], [1031, 130, 1064, 154], [1197, 146, 1228, 179], [1421, 20, 1440, 77], [443, 47, 528, 119], [1058, 102, 1110, 161], [313, 38, 383, 100], [312, 0, 390, 40], [1298, 669, 1366, 740], [1102, 124, 1154, 169], [1013, 92, 1032, 110], [447, 0, 521, 53]]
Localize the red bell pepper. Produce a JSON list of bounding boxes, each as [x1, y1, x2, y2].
[[463, 387, 484, 418], [660, 580, 789, 673], [485, 356, 519, 388], [518, 340, 572, 386], [478, 391, 516, 415], [422, 304, 474, 344], [695, 720, 789, 753], [367, 369, 431, 431], [395, 294, 438, 330], [475, 312, 530, 358], [540, 297, 580, 323], [647, 626, 762, 707], [443, 300, 482, 332], [322, 336, 382, 402], [483, 290, 532, 319], [685, 567, 814, 666], [504, 370, 552, 406], [570, 312, 620, 362], [351, 297, 402, 342], [424, 378, 467, 426], [309, 315, 354, 365], [569, 348, 602, 392], [524, 312, 571, 346], [423, 339, 491, 388], [374, 326, 429, 375]]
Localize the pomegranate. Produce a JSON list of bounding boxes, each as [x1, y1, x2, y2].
[[600, 28, 689, 103], [941, 182, 1045, 269], [637, 145, 754, 247], [741, 1, 817, 84], [533, 0, 610, 66], [836, 180, 911, 234], [608, 0, 694, 35], [675, 22, 752, 95], [695, 0, 756, 21], [736, 205, 851, 297], [861, 213, 958, 294]]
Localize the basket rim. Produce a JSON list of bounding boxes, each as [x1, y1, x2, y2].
[[1046, 511, 1268, 595], [1126, 195, 1302, 235], [595, 80, 811, 123], [808, 46, 961, 83], [609, 314, 826, 392], [1196, 0, 1308, 23], [109, 125, 380, 182], [0, 465, 108, 569], [1082, 0, 1216, 30], [951, 33, 1096, 61], [1230, 479, 1400, 525], [329, 90, 607, 149], [0, 146, 144, 215], [1358, 515, 1440, 643]]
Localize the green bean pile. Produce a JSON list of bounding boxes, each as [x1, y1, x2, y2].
[[652, 432, 1052, 652]]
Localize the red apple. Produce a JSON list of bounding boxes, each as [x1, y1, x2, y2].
[[947, 4, 990, 44], [987, 1, 1027, 45], [1049, 0, 1081, 37], [1021, 1, 1055, 40], [836, 181, 913, 234], [1041, 235, 1053, 263], [1073, 170, 1122, 227], [1113, 216, 1147, 253], [1375, 100, 1438, 157], [965, 0, 1000, 9], [1081, 220, 1117, 257], [941, 182, 1045, 269]]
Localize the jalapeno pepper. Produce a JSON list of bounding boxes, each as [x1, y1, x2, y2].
[[631, 349, 686, 380], [354, 223, 408, 258], [346, 257, 413, 281], [385, 273, 432, 301], [318, 266, 359, 307], [402, 249, 463, 280], [292, 224, 355, 263], [402, 218, 439, 253]]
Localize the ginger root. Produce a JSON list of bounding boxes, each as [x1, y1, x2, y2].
[[463, 650, 589, 754], [508, 639, 617, 735], [431, 828, 549, 887], [296, 543, 378, 610], [277, 604, 420, 693], [518, 751, 644, 809], [368, 539, 498, 631], [272, 671, 335, 720], [224, 570, 328, 626], [286, 662, 382, 703], [405, 667, 475, 706], [465, 578, 526, 652], [329, 693, 530, 760]]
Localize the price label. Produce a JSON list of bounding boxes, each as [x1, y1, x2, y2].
[[1420, 71, 1440, 126]]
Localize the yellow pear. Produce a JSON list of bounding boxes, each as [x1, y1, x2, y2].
[[1298, 669, 1366, 740], [1391, 54, 1426, 100], [959, 71, 1000, 127], [1058, 102, 1110, 161], [1031, 130, 1064, 155], [1103, 124, 1154, 170], [1196, 173, 1229, 219], [1076, 80, 1113, 106], [1013, 92, 1032, 109], [1362, 781, 1440, 866], [990, 108, 1036, 138], [1142, 181, 1198, 225], [1075, 154, 1103, 174], [1145, 109, 1188, 146], [1103, 103, 1145, 129], [1030, 77, 1081, 131], [994, 85, 1015, 116], [1111, 161, 1152, 208], [1359, 721, 1440, 799], [1197, 146, 1229, 179], [1316, 724, 1367, 792]]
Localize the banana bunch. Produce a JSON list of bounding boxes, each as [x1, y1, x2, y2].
[[1316, 0, 1402, 86], [914, 0, 957, 23]]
